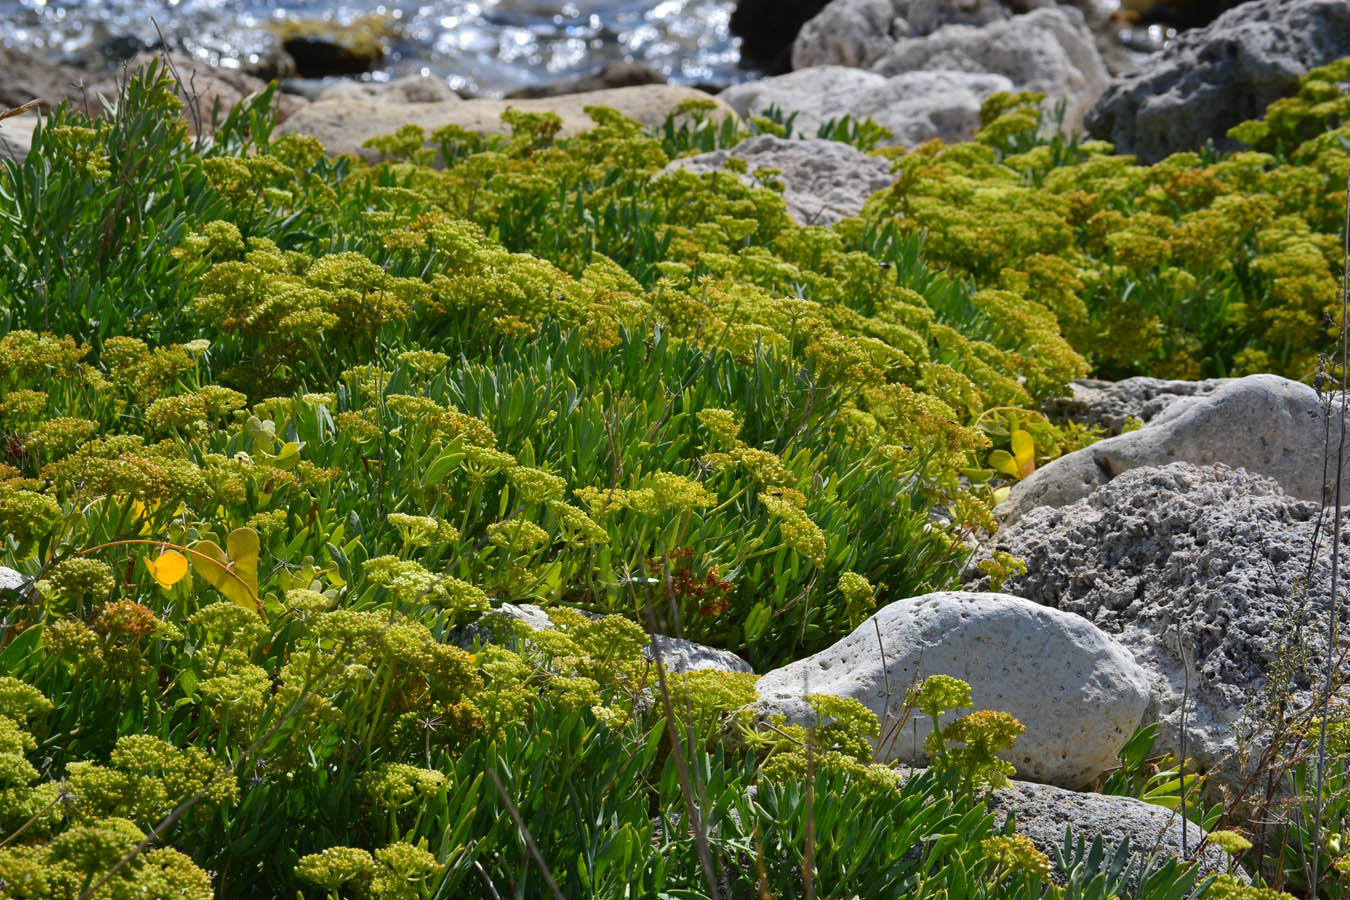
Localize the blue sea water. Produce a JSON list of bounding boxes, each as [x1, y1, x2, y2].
[[0, 0, 748, 96]]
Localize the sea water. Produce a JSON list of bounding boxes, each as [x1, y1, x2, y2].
[[0, 0, 749, 96]]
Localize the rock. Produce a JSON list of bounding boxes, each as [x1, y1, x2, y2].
[[969, 462, 1348, 781], [755, 591, 1150, 788], [0, 566, 29, 595], [990, 780, 1236, 881], [649, 634, 755, 674], [718, 66, 1011, 147], [999, 374, 1344, 526], [1041, 376, 1233, 435], [275, 85, 739, 162], [659, 134, 896, 225], [319, 75, 459, 104], [453, 603, 753, 674], [869, 7, 1110, 130], [792, 0, 1012, 70], [0, 112, 38, 165], [271, 17, 393, 78], [1085, 0, 1350, 163], [506, 62, 667, 99], [0, 46, 92, 112]]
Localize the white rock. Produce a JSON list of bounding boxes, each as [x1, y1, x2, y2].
[[990, 780, 1239, 881], [0, 566, 28, 594], [718, 67, 1012, 147], [659, 133, 896, 225], [276, 85, 739, 162], [870, 7, 1109, 130], [1000, 374, 1345, 526], [755, 591, 1150, 788], [649, 634, 755, 674]]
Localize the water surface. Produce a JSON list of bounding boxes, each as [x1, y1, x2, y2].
[[1, 0, 750, 97]]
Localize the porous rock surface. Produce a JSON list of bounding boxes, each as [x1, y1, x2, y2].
[[456, 603, 754, 674], [755, 591, 1149, 788], [791, 6, 1108, 130], [659, 134, 896, 225], [718, 67, 1012, 148], [1085, 0, 1350, 163], [1000, 374, 1343, 526], [1041, 376, 1233, 436], [275, 85, 738, 162], [869, 7, 1108, 129], [791, 0, 1014, 70], [990, 780, 1236, 881], [970, 462, 1349, 778]]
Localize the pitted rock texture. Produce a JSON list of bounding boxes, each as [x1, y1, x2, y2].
[[791, 0, 1014, 70], [990, 780, 1238, 883], [1000, 374, 1343, 526], [1041, 376, 1233, 435], [755, 591, 1149, 788], [970, 462, 1349, 778], [659, 134, 896, 225], [0, 566, 28, 595], [1085, 0, 1350, 163], [866, 7, 1108, 129], [718, 67, 1012, 148]]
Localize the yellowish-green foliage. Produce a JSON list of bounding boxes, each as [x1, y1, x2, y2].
[[2, 58, 1346, 899]]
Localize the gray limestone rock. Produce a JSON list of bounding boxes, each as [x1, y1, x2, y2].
[[990, 780, 1237, 882], [791, 0, 1013, 70], [660, 134, 897, 225], [1085, 0, 1350, 163], [971, 462, 1348, 782], [755, 591, 1149, 788], [1041, 376, 1234, 435], [869, 7, 1109, 130], [999, 374, 1343, 526], [718, 67, 1012, 148]]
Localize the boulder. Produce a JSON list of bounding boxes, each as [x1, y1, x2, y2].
[[999, 374, 1344, 526], [990, 780, 1236, 881], [970, 462, 1348, 781], [1041, 376, 1233, 436], [755, 591, 1150, 788], [718, 66, 1012, 147], [868, 7, 1110, 130], [506, 62, 667, 99], [269, 17, 393, 78], [1085, 0, 1350, 163], [319, 75, 459, 105], [659, 134, 896, 225], [0, 566, 29, 595], [0, 46, 94, 112], [455, 603, 753, 674], [792, 0, 1012, 70], [275, 85, 739, 162], [0, 112, 38, 165]]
